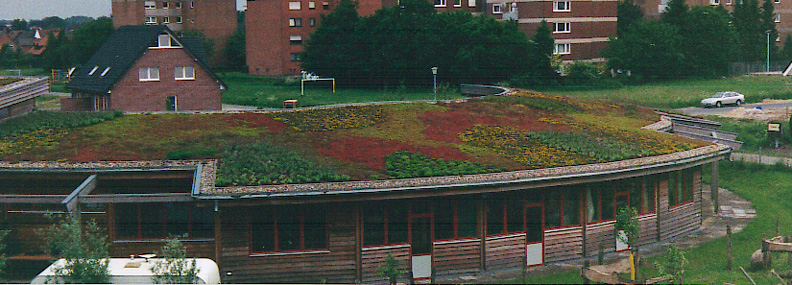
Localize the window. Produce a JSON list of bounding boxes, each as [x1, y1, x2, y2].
[[100, 67, 111, 77], [289, 18, 302, 27], [668, 171, 693, 208], [290, 53, 301, 61], [176, 16, 183, 23], [166, 95, 177, 111], [309, 18, 316, 27], [158, 34, 172, 47], [114, 203, 214, 240], [454, 0, 461, 6], [175, 1, 182, 8], [363, 202, 407, 246], [553, 22, 570, 33], [775, 0, 780, 3], [435, 198, 477, 240], [323, 1, 330, 9], [251, 207, 327, 253], [145, 16, 157, 24], [163, 16, 170, 23], [163, 1, 169, 9], [469, 0, 476, 7], [289, 35, 303, 45], [289, 1, 301, 10], [175, 66, 195, 80], [88, 66, 99, 76], [776, 13, 781, 22], [544, 188, 580, 228], [553, 1, 570, 11], [554, 43, 571, 55], [710, 0, 719, 5], [493, 3, 503, 14], [309, 1, 316, 9], [485, 192, 527, 235], [139, 67, 160, 81], [145, 1, 156, 9], [435, 0, 446, 7], [727, 0, 732, 4], [190, 1, 194, 8]]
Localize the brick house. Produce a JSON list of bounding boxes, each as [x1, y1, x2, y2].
[[64, 25, 225, 112]]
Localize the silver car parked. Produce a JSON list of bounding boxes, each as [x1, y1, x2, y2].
[[701, 91, 744, 108]]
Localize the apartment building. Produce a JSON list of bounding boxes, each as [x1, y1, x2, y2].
[[112, 0, 237, 65]]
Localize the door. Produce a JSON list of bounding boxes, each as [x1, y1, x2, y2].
[[525, 205, 543, 266], [410, 216, 432, 279]]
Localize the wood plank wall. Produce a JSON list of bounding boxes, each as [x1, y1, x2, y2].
[[433, 238, 481, 276], [219, 204, 357, 284], [360, 245, 410, 283], [485, 233, 526, 270], [659, 169, 702, 241], [584, 221, 615, 257], [544, 227, 583, 263]]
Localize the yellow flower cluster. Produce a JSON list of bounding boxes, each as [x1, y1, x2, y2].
[[459, 125, 596, 169], [270, 105, 385, 132], [511, 90, 620, 112], [0, 129, 69, 156]]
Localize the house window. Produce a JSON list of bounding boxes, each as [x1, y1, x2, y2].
[[166, 95, 178, 111], [545, 188, 580, 228], [776, 13, 781, 22], [290, 53, 301, 61], [668, 171, 693, 208], [554, 43, 571, 55], [163, 16, 171, 23], [468, 0, 475, 7], [139, 67, 160, 81], [454, 0, 462, 6], [309, 18, 316, 27], [553, 22, 571, 33], [145, 1, 156, 9], [251, 207, 328, 253], [553, 1, 570, 11], [435, 198, 478, 240], [100, 67, 111, 77], [190, 1, 194, 8], [158, 34, 172, 47], [435, 0, 446, 7], [775, 0, 780, 3], [309, 1, 316, 9], [363, 202, 408, 246], [493, 3, 503, 14], [323, 1, 330, 9], [175, 1, 182, 8], [88, 66, 99, 76], [486, 192, 525, 235], [289, 35, 303, 45], [163, 1, 169, 9], [710, 0, 719, 5], [289, 1, 301, 10], [175, 66, 195, 80], [145, 16, 157, 24], [114, 203, 214, 240], [727, 0, 732, 4], [176, 16, 183, 23], [289, 18, 302, 27]]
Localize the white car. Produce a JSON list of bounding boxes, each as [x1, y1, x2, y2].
[[701, 91, 744, 108]]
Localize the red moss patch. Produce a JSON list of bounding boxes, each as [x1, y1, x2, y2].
[[318, 136, 470, 170]]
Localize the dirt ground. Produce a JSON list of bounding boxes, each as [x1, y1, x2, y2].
[[713, 99, 792, 121]]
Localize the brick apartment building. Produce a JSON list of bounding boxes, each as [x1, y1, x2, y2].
[[246, 0, 616, 76], [112, 0, 237, 65]]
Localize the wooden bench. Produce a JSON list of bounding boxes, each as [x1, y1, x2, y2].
[[283, 99, 298, 108]]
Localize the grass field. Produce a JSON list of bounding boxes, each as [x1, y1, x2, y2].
[[516, 161, 792, 284]]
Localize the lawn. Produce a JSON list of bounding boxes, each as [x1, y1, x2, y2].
[[516, 161, 792, 284], [548, 75, 792, 109]]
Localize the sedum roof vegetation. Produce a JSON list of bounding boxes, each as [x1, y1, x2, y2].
[[0, 91, 708, 186], [0, 78, 23, 87]]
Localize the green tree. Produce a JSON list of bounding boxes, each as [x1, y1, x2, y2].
[[31, 16, 66, 29], [152, 239, 200, 284], [614, 207, 639, 249], [377, 253, 404, 285], [760, 0, 780, 59], [682, 6, 737, 77], [604, 19, 685, 79], [781, 34, 792, 61], [37, 215, 110, 284], [41, 17, 114, 70], [301, 0, 362, 85], [10, 19, 28, 30], [733, 0, 765, 61], [617, 0, 644, 36], [657, 243, 688, 284], [223, 29, 247, 70], [181, 29, 216, 59], [661, 0, 689, 28]]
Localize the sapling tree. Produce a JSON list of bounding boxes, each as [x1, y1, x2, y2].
[[614, 206, 640, 280], [37, 214, 110, 284], [657, 243, 688, 284], [378, 253, 404, 285], [152, 238, 200, 284]]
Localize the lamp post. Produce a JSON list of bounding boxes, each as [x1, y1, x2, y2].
[[431, 66, 438, 101], [767, 30, 771, 73]]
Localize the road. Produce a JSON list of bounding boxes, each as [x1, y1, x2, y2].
[[677, 100, 792, 117]]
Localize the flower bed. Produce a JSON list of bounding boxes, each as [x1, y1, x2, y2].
[[270, 105, 385, 132]]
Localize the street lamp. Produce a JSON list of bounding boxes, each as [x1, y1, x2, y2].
[[431, 66, 438, 101], [767, 30, 771, 73]]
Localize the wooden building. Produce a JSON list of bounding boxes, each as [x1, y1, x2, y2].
[[0, 142, 730, 283]]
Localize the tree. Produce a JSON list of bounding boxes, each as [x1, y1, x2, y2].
[[657, 243, 688, 284], [181, 29, 216, 59], [300, 0, 362, 85], [37, 214, 110, 284], [780, 34, 792, 61], [152, 239, 200, 284], [732, 0, 765, 61], [377, 253, 404, 285], [223, 29, 247, 70], [681, 6, 738, 77], [10, 19, 28, 31], [660, 0, 689, 28], [40, 17, 114, 70], [31, 16, 66, 29], [529, 20, 557, 79], [614, 207, 639, 249], [603, 19, 685, 79], [617, 0, 644, 36], [760, 0, 780, 59]]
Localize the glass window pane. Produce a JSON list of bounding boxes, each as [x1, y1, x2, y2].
[[457, 198, 477, 238], [151, 67, 159, 80], [387, 205, 408, 244], [486, 198, 504, 235], [615, 194, 628, 216], [668, 172, 678, 207], [115, 204, 138, 239], [586, 187, 600, 223], [363, 205, 385, 246], [601, 185, 614, 220], [544, 190, 561, 228], [139, 68, 147, 80], [166, 203, 190, 238], [562, 190, 579, 226], [140, 203, 164, 239], [191, 205, 214, 238], [434, 199, 454, 240], [506, 192, 523, 233], [526, 206, 543, 243], [630, 180, 642, 213], [277, 208, 300, 251], [683, 172, 693, 203], [304, 207, 326, 250], [644, 177, 656, 212], [251, 209, 275, 252]]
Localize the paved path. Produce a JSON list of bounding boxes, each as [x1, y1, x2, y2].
[[435, 183, 755, 284]]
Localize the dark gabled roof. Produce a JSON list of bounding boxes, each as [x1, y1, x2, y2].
[[66, 25, 225, 94]]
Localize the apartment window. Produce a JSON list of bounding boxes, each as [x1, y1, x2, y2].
[[454, 0, 462, 6], [88, 66, 99, 76], [144, 1, 156, 9], [309, 1, 316, 9], [176, 16, 183, 23], [289, 1, 301, 10], [309, 18, 316, 27], [114, 203, 214, 240], [468, 0, 476, 7], [175, 66, 195, 80], [190, 1, 194, 8], [323, 1, 330, 9], [175, 1, 182, 8], [145, 16, 157, 24], [776, 12, 781, 22], [139, 67, 160, 81], [554, 43, 571, 55], [553, 1, 570, 11], [290, 35, 303, 45], [289, 18, 302, 27], [553, 22, 571, 33], [493, 3, 503, 13], [668, 171, 693, 208], [163, 16, 171, 23], [163, 1, 169, 9], [166, 95, 178, 111], [775, 0, 780, 3], [435, 0, 447, 7], [709, 0, 719, 5], [290, 53, 301, 61]]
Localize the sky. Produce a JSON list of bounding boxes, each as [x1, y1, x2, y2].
[[0, 0, 246, 21]]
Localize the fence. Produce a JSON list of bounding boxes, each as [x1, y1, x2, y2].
[[728, 61, 788, 76]]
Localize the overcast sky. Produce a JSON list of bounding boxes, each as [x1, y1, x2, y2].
[[0, 0, 246, 21]]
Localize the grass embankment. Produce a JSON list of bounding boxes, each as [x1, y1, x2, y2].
[[218, 72, 464, 109], [549, 75, 792, 109], [517, 161, 792, 284]]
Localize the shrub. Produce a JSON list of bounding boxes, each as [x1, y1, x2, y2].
[[36, 215, 110, 284], [0, 111, 122, 138], [152, 239, 200, 284], [564, 61, 601, 86], [384, 150, 505, 179], [215, 143, 349, 186]]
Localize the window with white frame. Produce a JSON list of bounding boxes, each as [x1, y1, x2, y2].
[[454, 0, 461, 6], [468, 0, 475, 6], [163, 16, 170, 23], [176, 16, 183, 23], [289, 1, 301, 10], [144, 1, 156, 9], [289, 18, 302, 27], [175, 66, 195, 80], [709, 0, 719, 5], [775, 0, 780, 3], [776, 12, 781, 22], [553, 1, 570, 11], [309, 1, 316, 8], [158, 34, 172, 47], [553, 22, 571, 33], [175, 1, 182, 8], [435, 0, 446, 6], [190, 1, 194, 8], [493, 3, 503, 13], [163, 1, 169, 9], [554, 43, 571, 55], [290, 35, 303, 45], [323, 1, 329, 9], [145, 16, 157, 24], [727, 0, 732, 5], [139, 67, 160, 81]]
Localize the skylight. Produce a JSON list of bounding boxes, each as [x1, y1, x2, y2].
[[100, 67, 111, 77], [88, 66, 99, 76]]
